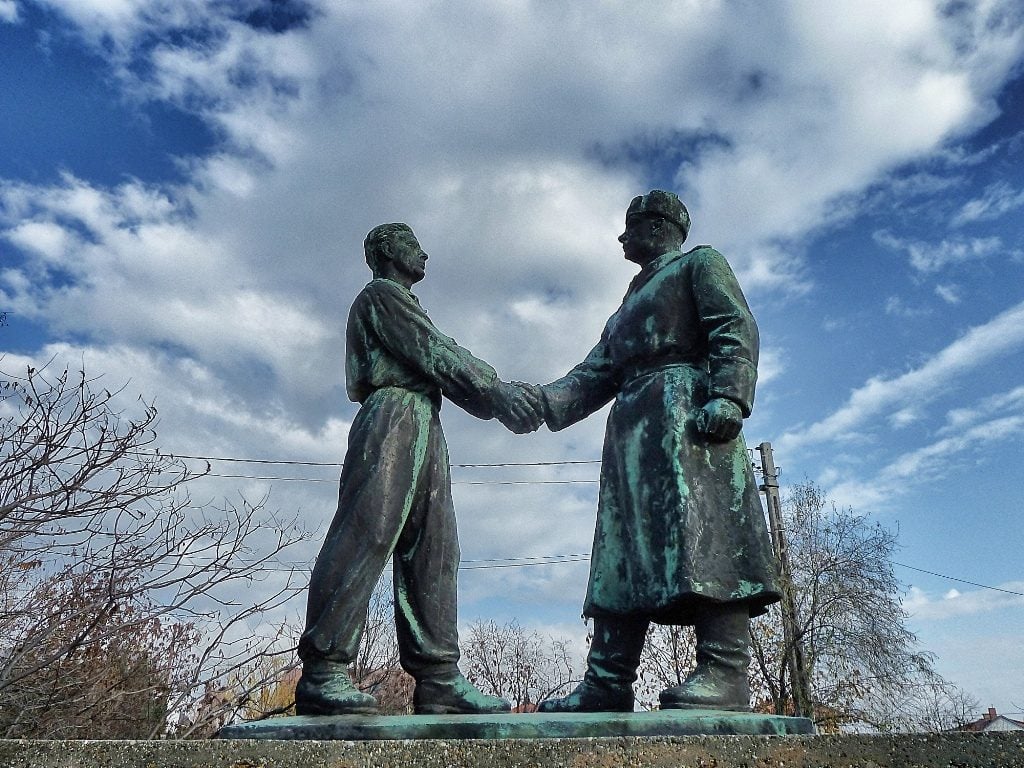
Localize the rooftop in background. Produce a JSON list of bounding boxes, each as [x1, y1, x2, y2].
[[958, 708, 1024, 732]]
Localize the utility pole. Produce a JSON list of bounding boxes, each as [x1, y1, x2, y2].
[[756, 441, 812, 719]]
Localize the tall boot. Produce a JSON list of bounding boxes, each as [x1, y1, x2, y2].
[[659, 604, 751, 711], [537, 617, 647, 713]]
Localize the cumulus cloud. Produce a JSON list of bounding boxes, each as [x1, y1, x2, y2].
[[4, 0, 1024, 637]]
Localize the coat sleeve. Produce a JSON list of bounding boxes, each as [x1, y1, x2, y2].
[[541, 329, 619, 431], [359, 280, 501, 419], [691, 248, 759, 417]]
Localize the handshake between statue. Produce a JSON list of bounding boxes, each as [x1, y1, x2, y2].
[[296, 193, 781, 719], [494, 380, 545, 434]]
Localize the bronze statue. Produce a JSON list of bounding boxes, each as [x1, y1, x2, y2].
[[537, 191, 782, 713], [295, 223, 542, 716]]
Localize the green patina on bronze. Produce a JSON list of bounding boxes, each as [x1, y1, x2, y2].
[[295, 223, 541, 717], [539, 190, 782, 714], [219, 710, 814, 741], [286, 193, 784, 724], [542, 243, 780, 621]]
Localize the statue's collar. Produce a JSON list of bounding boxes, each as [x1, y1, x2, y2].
[[640, 249, 685, 275], [374, 277, 420, 301]]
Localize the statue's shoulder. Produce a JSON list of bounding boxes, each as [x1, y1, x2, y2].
[[358, 278, 411, 302], [363, 277, 403, 293], [682, 245, 733, 271], [684, 244, 719, 259]]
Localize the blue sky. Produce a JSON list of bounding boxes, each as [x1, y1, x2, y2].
[[1, 0, 1022, 717]]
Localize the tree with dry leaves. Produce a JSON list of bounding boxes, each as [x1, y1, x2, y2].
[[0, 362, 310, 738], [746, 480, 976, 732]]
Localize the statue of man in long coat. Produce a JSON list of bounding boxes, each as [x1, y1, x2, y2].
[[538, 191, 781, 713]]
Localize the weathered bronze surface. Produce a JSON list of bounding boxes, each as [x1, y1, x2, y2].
[[538, 191, 782, 713], [295, 224, 541, 717]]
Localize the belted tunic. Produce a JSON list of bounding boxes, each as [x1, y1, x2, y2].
[[543, 246, 781, 623]]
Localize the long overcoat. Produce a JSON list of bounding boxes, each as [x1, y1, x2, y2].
[[543, 246, 781, 624]]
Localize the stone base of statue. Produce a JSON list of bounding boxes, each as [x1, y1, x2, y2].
[[6, 733, 1024, 768], [217, 709, 814, 740]]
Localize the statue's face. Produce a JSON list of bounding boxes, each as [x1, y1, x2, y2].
[[388, 230, 429, 284], [618, 214, 664, 265]]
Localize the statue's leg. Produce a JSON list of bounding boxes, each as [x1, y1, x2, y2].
[[394, 415, 510, 715], [537, 616, 648, 713], [659, 603, 751, 711], [295, 391, 429, 715]]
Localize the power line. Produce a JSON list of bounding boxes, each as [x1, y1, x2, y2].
[[893, 562, 1024, 598], [206, 471, 598, 485], [461, 556, 591, 570], [246, 553, 1024, 597], [146, 453, 1024, 598], [160, 451, 600, 469]]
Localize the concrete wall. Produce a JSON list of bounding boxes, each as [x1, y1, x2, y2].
[[2, 733, 1024, 768]]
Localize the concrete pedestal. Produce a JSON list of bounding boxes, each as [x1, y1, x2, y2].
[[2, 733, 1023, 767]]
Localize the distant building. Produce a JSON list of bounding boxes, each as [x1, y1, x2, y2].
[[959, 708, 1024, 732]]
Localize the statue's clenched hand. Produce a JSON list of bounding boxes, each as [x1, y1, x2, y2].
[[697, 398, 743, 442]]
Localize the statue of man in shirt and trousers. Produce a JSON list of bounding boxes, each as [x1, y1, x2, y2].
[[537, 190, 782, 714], [295, 222, 543, 716]]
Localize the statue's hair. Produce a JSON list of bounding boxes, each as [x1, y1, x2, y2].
[[364, 222, 414, 275]]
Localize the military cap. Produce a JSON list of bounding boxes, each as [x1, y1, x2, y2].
[[626, 190, 690, 237]]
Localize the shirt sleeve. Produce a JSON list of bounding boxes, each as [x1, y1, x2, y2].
[[691, 248, 759, 417], [540, 329, 619, 431], [359, 280, 501, 419]]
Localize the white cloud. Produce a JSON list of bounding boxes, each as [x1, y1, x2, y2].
[[757, 347, 784, 386], [874, 230, 1008, 272], [778, 299, 1024, 452], [0, 175, 336, 408], [935, 284, 961, 304], [0, 0, 18, 23], [4, 2, 1024, 698], [884, 295, 930, 317], [904, 583, 1024, 621], [940, 385, 1024, 434], [823, 387, 1024, 513], [953, 180, 1024, 225]]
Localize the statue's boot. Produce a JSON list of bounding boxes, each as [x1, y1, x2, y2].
[[537, 617, 646, 713], [659, 605, 751, 711], [413, 668, 511, 714], [294, 659, 379, 715]]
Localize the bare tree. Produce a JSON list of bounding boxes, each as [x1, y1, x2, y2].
[[634, 624, 696, 711], [747, 480, 975, 732], [350, 579, 413, 715], [461, 618, 578, 711], [0, 362, 311, 738]]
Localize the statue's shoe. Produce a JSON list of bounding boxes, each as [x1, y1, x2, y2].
[[294, 674, 379, 715], [658, 666, 750, 711], [413, 673, 511, 714], [537, 681, 633, 713]]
